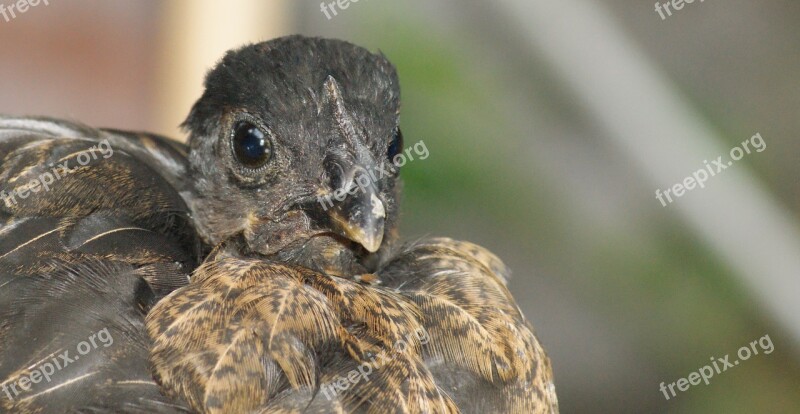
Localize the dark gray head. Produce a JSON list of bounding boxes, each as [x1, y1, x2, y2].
[[183, 36, 403, 275]]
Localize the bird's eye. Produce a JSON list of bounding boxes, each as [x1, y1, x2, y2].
[[232, 121, 272, 169], [387, 127, 403, 161]]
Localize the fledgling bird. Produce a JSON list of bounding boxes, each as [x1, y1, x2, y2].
[[0, 36, 558, 413]]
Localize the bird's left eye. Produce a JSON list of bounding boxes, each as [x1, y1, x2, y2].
[[232, 121, 272, 169]]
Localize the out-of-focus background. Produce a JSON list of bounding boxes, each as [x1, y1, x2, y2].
[[1, 1, 798, 412]]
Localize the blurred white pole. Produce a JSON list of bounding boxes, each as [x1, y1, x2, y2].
[[496, 0, 800, 347], [153, 0, 292, 139]]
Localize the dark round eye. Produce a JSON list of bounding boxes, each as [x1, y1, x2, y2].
[[232, 121, 272, 169], [387, 127, 403, 161]]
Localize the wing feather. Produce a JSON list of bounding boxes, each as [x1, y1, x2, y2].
[[0, 117, 197, 413]]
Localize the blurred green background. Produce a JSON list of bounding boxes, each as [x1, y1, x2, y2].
[[1, 1, 798, 412]]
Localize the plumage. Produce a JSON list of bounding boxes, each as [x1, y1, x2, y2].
[[0, 36, 558, 413]]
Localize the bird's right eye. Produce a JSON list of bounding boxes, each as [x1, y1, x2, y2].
[[231, 121, 272, 169], [387, 127, 403, 161]]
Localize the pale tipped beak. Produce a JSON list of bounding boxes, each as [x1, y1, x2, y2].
[[329, 189, 385, 253]]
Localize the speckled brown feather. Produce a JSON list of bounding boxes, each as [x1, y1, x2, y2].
[[146, 238, 557, 414], [381, 238, 558, 413]]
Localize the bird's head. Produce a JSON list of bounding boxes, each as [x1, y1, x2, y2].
[[183, 36, 403, 276]]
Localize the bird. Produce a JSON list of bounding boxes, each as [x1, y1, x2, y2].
[[0, 36, 558, 413]]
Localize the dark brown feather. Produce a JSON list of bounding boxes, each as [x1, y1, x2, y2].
[[0, 118, 196, 413]]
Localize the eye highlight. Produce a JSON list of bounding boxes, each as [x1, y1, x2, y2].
[[387, 127, 403, 161], [231, 121, 272, 169]]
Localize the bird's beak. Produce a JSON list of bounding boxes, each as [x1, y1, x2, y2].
[[320, 76, 386, 253], [327, 183, 386, 253]]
